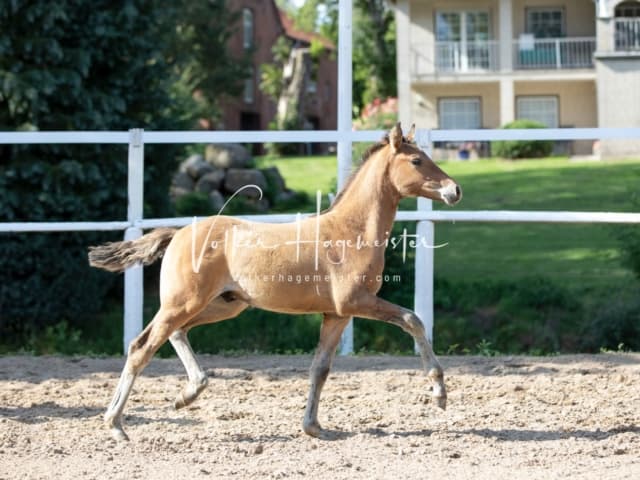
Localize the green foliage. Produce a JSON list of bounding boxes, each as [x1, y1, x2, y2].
[[433, 277, 582, 355], [0, 1, 192, 344], [174, 192, 215, 217], [353, 0, 397, 114], [581, 297, 640, 352], [169, 0, 250, 124], [491, 119, 554, 159], [616, 192, 640, 281]]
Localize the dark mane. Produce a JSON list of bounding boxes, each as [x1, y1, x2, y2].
[[318, 132, 416, 215], [317, 135, 390, 215]]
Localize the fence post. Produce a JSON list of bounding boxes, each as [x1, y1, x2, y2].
[[337, 0, 354, 356], [123, 128, 144, 354], [415, 130, 435, 348]]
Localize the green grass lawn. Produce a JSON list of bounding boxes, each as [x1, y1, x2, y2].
[[258, 155, 640, 295], [433, 158, 640, 294], [256, 155, 337, 200]]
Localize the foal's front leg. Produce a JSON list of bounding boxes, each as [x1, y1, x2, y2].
[[345, 296, 447, 409], [303, 314, 351, 437]]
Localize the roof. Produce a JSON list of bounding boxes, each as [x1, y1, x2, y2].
[[278, 9, 335, 50]]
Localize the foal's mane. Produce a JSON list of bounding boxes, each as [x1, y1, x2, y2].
[[319, 133, 414, 215]]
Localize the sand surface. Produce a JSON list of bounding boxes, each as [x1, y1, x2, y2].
[[1, 353, 639, 479]]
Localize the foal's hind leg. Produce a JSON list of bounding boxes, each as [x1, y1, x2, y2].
[[303, 314, 351, 438], [104, 305, 196, 441], [170, 297, 248, 409]]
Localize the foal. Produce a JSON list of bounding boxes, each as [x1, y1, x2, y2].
[[89, 123, 462, 440]]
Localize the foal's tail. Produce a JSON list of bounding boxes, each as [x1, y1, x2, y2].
[[88, 228, 178, 273]]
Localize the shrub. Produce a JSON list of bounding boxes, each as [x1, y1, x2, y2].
[[491, 119, 553, 159], [580, 297, 640, 352]]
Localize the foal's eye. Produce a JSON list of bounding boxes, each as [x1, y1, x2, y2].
[[410, 157, 421, 166]]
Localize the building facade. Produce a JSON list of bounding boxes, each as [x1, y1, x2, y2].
[[220, 0, 337, 141], [394, 0, 640, 156]]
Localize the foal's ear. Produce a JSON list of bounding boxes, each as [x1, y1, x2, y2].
[[389, 122, 403, 153], [406, 124, 416, 143]]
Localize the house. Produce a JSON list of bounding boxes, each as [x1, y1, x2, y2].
[[219, 0, 337, 147], [393, 0, 640, 157]]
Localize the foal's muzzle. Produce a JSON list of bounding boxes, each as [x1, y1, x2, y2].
[[439, 180, 462, 205]]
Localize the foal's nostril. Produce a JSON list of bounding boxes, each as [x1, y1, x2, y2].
[[455, 185, 461, 198]]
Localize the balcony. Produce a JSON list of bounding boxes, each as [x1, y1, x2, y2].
[[615, 18, 640, 51], [433, 40, 500, 73], [513, 37, 596, 69], [412, 37, 596, 79]]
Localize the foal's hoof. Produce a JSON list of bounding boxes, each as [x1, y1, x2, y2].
[[110, 427, 130, 442], [105, 418, 130, 442], [302, 421, 324, 438], [434, 394, 447, 410], [174, 379, 208, 410]]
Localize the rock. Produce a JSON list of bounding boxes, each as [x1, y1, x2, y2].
[[172, 171, 195, 191], [261, 167, 286, 195], [205, 143, 252, 169], [208, 190, 225, 212], [180, 154, 214, 179], [223, 169, 267, 198], [195, 169, 225, 194], [170, 186, 191, 199]]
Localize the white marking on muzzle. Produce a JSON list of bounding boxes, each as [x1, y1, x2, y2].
[[438, 183, 460, 205]]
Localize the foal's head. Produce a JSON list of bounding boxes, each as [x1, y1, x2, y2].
[[385, 123, 462, 205]]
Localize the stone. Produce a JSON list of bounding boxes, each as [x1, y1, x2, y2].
[[172, 171, 195, 191], [261, 167, 286, 196], [169, 186, 191, 199], [223, 169, 267, 198], [195, 169, 225, 194], [208, 190, 225, 212], [205, 143, 252, 169], [180, 154, 214, 179]]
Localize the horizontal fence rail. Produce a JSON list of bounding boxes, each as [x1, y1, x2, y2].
[[1, 126, 639, 354]]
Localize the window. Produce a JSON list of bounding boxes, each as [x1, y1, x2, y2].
[[615, 2, 640, 51], [616, 1, 640, 18], [435, 11, 492, 71], [526, 8, 565, 38], [243, 8, 254, 50], [516, 96, 559, 127], [243, 66, 255, 104], [438, 98, 481, 129]]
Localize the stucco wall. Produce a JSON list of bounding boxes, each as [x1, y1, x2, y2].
[[515, 79, 597, 154], [412, 82, 501, 128], [596, 56, 640, 156]]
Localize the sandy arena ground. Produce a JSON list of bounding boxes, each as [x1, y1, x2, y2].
[[0, 353, 639, 479]]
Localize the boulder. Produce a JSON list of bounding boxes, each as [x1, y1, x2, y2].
[[180, 154, 214, 179], [172, 171, 195, 191], [208, 190, 225, 212], [195, 169, 225, 194], [261, 166, 286, 196], [205, 143, 252, 169], [169, 186, 191, 200], [223, 169, 267, 199]]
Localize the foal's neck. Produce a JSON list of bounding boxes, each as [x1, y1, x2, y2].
[[327, 152, 400, 241]]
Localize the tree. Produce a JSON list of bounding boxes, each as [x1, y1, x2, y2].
[[0, 1, 194, 346], [275, 0, 396, 116], [353, 0, 397, 113], [168, 1, 251, 127]]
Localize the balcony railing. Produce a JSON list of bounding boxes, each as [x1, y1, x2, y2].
[[412, 37, 596, 78], [434, 40, 500, 73], [615, 18, 640, 51], [513, 37, 595, 69]]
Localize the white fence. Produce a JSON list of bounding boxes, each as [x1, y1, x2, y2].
[[2, 126, 640, 355]]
